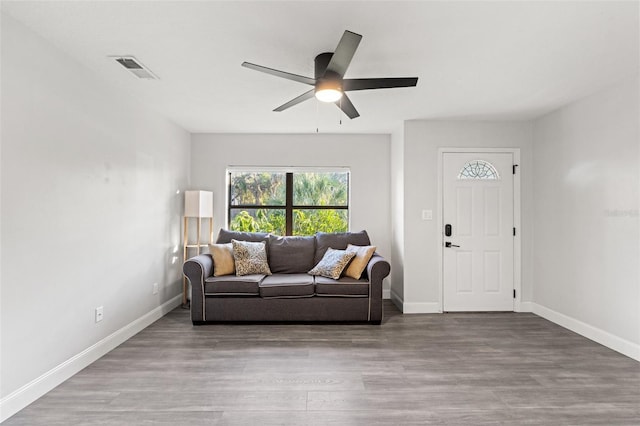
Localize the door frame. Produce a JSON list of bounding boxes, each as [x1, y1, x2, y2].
[[437, 148, 522, 312]]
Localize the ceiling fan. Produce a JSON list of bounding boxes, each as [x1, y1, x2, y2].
[[241, 30, 418, 119]]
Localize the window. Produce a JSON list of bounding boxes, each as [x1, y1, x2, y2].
[[458, 160, 499, 180], [228, 168, 349, 236]]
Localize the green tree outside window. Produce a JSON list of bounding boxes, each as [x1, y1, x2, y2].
[[228, 170, 349, 236]]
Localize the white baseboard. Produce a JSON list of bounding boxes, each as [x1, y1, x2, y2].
[[389, 290, 440, 313], [402, 302, 441, 314], [0, 295, 182, 423], [383, 288, 391, 299], [532, 302, 640, 362], [389, 289, 403, 311]]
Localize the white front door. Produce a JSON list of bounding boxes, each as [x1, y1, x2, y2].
[[443, 152, 514, 311]]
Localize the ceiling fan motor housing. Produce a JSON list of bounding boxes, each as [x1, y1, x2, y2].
[[314, 52, 334, 79], [315, 52, 343, 100]]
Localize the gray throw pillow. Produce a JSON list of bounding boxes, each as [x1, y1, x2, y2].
[[308, 248, 357, 280], [231, 240, 272, 276]]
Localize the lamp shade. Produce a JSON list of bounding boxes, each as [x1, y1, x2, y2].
[[184, 190, 213, 218]]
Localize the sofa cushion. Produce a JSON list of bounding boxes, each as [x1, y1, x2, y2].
[[259, 274, 315, 298], [314, 276, 370, 296], [216, 229, 269, 244], [308, 248, 356, 280], [268, 235, 316, 273], [314, 230, 371, 264], [204, 274, 264, 295], [232, 240, 272, 276], [208, 243, 235, 276], [343, 244, 377, 279]]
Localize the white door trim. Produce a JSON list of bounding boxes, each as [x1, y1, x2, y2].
[[437, 148, 522, 312]]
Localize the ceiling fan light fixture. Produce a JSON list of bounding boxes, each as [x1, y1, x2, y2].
[[315, 89, 342, 102], [315, 80, 343, 102]]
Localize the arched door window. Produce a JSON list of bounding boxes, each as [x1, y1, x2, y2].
[[457, 160, 500, 180]]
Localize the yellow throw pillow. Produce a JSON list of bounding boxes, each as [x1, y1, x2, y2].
[[209, 243, 235, 276], [343, 244, 377, 279]]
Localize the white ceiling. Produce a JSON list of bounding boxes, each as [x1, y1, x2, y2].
[[3, 1, 639, 134]]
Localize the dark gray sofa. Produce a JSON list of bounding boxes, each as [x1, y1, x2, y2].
[[183, 229, 390, 324]]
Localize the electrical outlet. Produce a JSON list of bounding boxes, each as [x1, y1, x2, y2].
[[152, 282, 159, 295], [422, 209, 433, 220], [95, 306, 104, 323]]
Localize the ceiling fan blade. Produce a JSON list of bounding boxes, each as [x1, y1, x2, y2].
[[343, 77, 419, 91], [324, 30, 362, 78], [274, 89, 315, 112], [335, 94, 360, 119], [242, 62, 316, 85]]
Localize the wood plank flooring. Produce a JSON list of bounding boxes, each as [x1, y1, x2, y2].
[[6, 301, 640, 425]]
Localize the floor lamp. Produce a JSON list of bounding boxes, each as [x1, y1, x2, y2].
[[183, 190, 213, 307]]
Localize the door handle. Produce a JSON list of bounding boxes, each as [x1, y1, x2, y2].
[[445, 242, 460, 248]]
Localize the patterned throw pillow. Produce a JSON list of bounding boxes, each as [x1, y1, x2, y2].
[[343, 244, 377, 279], [308, 248, 356, 280], [231, 239, 272, 276], [208, 243, 235, 277], [314, 231, 370, 265]]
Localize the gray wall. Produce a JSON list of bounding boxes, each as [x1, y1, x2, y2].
[[532, 75, 640, 350], [398, 120, 534, 312], [190, 133, 392, 294], [1, 14, 190, 401]]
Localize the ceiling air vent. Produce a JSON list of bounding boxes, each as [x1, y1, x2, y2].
[[111, 56, 158, 79]]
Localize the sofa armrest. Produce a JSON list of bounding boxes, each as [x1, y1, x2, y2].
[[366, 254, 391, 323], [183, 254, 213, 323]]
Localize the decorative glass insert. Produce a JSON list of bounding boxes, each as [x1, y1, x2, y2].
[[458, 160, 499, 180]]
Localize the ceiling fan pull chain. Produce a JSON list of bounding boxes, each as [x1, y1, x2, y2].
[[316, 99, 319, 133]]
